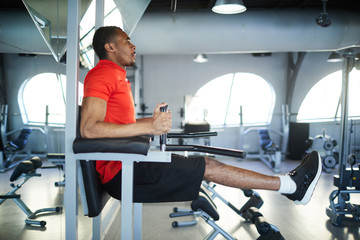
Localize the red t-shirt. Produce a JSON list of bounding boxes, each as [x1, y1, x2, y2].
[[83, 60, 136, 184]]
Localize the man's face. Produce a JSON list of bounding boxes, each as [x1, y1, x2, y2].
[[108, 30, 136, 69]]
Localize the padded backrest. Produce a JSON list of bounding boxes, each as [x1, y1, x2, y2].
[[8, 128, 32, 150], [75, 105, 110, 218], [79, 160, 110, 217], [258, 129, 273, 150]]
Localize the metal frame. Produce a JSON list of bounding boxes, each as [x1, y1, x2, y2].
[[75, 151, 171, 239]]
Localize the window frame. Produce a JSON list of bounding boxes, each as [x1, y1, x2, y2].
[[18, 72, 83, 126]]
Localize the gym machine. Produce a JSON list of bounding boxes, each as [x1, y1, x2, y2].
[[326, 49, 360, 226], [239, 105, 290, 173], [0, 104, 47, 172], [306, 129, 339, 172], [0, 156, 62, 227]]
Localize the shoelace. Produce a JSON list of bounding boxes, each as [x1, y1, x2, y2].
[[299, 174, 313, 190], [287, 171, 313, 191]]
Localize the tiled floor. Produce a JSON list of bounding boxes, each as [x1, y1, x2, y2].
[[1, 156, 359, 240]]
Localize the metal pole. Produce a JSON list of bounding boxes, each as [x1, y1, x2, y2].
[[65, 0, 80, 239], [338, 54, 354, 187]]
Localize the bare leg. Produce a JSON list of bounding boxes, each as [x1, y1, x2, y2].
[[203, 156, 280, 191]]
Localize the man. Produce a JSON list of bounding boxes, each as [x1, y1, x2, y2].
[[80, 26, 321, 205]]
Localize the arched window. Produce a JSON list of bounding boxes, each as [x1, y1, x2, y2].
[[297, 69, 360, 122], [18, 73, 83, 126], [185, 73, 276, 126]]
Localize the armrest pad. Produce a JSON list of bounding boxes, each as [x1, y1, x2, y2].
[[73, 136, 151, 155]]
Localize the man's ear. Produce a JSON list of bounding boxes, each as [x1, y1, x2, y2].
[[104, 43, 114, 53]]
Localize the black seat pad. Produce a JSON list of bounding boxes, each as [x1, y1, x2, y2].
[[73, 136, 151, 155]]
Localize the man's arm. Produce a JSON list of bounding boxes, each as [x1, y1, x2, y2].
[[80, 97, 172, 139], [136, 117, 153, 123]]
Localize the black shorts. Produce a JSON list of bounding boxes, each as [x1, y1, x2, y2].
[[102, 154, 206, 203]]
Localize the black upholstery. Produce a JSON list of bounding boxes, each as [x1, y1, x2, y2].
[[46, 153, 65, 159], [184, 123, 210, 133], [6, 128, 32, 151], [191, 187, 219, 221], [10, 156, 42, 182], [79, 160, 110, 217], [73, 136, 151, 155]]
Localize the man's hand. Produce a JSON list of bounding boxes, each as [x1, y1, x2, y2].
[[151, 103, 172, 135]]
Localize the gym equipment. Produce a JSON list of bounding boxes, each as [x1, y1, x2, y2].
[[46, 153, 65, 187], [306, 129, 339, 172], [258, 129, 282, 172], [170, 184, 237, 240], [0, 128, 33, 170], [160, 105, 168, 151], [326, 50, 360, 226], [71, 105, 246, 240], [1, 105, 32, 172], [170, 181, 284, 240], [240, 127, 282, 173], [0, 104, 46, 172], [0, 156, 63, 227], [326, 154, 360, 226], [178, 123, 212, 147], [239, 105, 290, 173], [72, 105, 171, 240]]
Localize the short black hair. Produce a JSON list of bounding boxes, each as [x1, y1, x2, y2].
[[92, 26, 124, 60]]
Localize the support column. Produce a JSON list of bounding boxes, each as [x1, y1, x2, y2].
[[65, 0, 80, 239]]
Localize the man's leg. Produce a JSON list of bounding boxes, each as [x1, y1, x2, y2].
[[203, 151, 322, 205], [203, 156, 280, 190]]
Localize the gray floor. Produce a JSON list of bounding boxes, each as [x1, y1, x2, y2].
[[1, 156, 359, 240]]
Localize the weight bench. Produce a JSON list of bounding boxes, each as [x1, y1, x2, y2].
[[0, 156, 63, 227], [258, 129, 281, 173], [0, 128, 33, 172]]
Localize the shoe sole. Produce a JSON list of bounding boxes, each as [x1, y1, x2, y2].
[[294, 152, 322, 205]]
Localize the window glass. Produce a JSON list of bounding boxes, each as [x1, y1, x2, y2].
[[297, 69, 360, 122], [80, 0, 123, 69], [186, 73, 275, 126], [19, 73, 83, 126]]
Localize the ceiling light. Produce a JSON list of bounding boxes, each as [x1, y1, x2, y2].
[[193, 54, 208, 63], [316, 0, 331, 27], [212, 0, 247, 14], [327, 51, 343, 63]]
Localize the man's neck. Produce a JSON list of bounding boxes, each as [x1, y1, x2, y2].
[[103, 58, 126, 71]]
